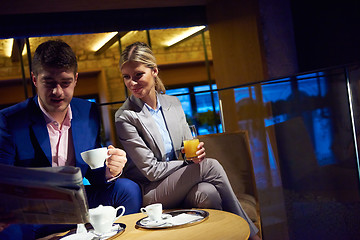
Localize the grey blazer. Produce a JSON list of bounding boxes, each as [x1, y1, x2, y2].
[[115, 94, 192, 189]]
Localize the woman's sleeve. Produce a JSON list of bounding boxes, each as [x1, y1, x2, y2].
[[115, 111, 184, 182]]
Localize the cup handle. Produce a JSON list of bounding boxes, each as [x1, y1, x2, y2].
[[140, 208, 146, 214], [114, 206, 125, 222]]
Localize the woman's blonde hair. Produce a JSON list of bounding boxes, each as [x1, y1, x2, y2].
[[119, 42, 166, 93]]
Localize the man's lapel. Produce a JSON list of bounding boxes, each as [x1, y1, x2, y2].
[[30, 97, 52, 165], [70, 102, 90, 171]]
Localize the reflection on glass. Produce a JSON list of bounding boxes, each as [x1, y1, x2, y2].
[[231, 67, 360, 240], [166, 88, 191, 116], [167, 84, 222, 135]]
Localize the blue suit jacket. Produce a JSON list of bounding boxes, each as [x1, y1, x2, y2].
[[0, 96, 107, 184]]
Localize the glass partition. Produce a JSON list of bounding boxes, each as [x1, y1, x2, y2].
[[231, 66, 360, 239], [101, 64, 360, 240], [167, 84, 221, 135]]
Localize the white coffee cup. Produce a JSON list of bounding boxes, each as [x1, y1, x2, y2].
[[81, 147, 108, 169], [89, 205, 125, 234], [140, 203, 163, 222]]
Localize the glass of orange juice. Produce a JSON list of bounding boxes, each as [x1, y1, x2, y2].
[[183, 125, 199, 161]]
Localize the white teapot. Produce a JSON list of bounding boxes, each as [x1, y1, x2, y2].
[[89, 204, 125, 234]]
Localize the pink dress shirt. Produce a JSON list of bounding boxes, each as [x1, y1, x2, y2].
[[38, 100, 75, 167], [38, 98, 117, 181]]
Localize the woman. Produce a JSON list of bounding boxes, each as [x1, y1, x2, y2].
[[115, 42, 260, 239]]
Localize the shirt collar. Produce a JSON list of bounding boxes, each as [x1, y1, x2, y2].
[[38, 96, 72, 127], [144, 94, 161, 113]]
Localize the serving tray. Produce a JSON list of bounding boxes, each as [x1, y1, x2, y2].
[[136, 209, 209, 229]]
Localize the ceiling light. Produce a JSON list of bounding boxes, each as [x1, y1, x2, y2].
[[22, 46, 27, 56], [121, 31, 138, 42], [94, 31, 130, 55], [3, 39, 13, 57], [92, 32, 118, 52], [164, 26, 206, 47]]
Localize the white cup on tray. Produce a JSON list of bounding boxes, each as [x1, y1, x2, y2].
[[140, 203, 163, 222]]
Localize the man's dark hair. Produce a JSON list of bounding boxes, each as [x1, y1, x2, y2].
[[32, 39, 78, 75]]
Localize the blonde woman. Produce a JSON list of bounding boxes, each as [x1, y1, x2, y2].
[[115, 42, 260, 239]]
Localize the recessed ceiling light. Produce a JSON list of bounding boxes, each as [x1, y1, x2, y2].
[[92, 32, 118, 52], [164, 26, 206, 47]]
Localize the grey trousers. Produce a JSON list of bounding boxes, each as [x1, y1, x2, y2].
[[142, 158, 259, 237]]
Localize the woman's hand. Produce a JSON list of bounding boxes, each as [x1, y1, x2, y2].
[[192, 141, 206, 164], [181, 141, 206, 164], [105, 145, 127, 177]]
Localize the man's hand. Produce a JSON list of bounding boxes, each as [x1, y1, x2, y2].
[[105, 145, 127, 177], [0, 223, 10, 232], [0, 210, 15, 232]]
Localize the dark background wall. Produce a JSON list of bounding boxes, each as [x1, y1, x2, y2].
[[290, 0, 360, 72]]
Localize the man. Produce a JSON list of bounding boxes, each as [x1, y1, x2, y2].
[[0, 40, 142, 239]]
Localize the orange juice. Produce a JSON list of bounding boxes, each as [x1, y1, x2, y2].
[[183, 138, 199, 159]]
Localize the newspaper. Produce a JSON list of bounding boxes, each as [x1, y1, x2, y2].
[[0, 164, 89, 224]]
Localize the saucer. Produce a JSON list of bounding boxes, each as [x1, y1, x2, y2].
[[60, 223, 126, 240], [139, 213, 172, 227]]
